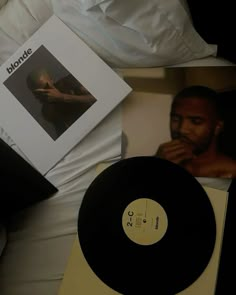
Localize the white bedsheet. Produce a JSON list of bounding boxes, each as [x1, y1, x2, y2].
[[0, 106, 122, 295], [0, 2, 234, 294]]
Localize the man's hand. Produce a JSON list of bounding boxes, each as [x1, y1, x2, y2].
[[33, 88, 64, 103], [155, 139, 195, 165], [34, 89, 95, 104]]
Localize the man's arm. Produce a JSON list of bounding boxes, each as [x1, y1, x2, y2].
[[34, 88, 96, 104]]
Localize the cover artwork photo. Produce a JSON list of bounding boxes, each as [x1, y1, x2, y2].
[[4, 45, 97, 140], [122, 66, 236, 178]]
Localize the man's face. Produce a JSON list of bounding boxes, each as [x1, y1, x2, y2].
[[36, 73, 54, 89], [32, 73, 55, 102], [170, 96, 222, 155]]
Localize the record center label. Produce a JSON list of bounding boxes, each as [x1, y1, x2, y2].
[[122, 198, 168, 246]]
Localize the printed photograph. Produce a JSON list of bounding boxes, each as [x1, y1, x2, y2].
[[4, 45, 97, 140], [122, 66, 236, 178]]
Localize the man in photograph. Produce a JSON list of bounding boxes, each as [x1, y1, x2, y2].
[[156, 85, 236, 178], [26, 68, 96, 136]]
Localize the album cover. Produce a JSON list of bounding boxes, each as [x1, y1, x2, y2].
[[58, 185, 228, 295], [121, 66, 236, 178], [0, 15, 132, 175]]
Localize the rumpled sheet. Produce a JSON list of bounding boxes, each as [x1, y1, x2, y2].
[[0, 106, 122, 295], [51, 0, 216, 67]]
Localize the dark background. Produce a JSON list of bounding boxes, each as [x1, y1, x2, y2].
[[217, 90, 236, 159]]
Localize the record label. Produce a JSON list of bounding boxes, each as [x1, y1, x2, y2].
[[122, 198, 168, 246]]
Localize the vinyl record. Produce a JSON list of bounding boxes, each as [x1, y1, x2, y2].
[[77, 157, 216, 294]]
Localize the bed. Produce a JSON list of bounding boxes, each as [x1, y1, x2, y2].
[[0, 1, 234, 294]]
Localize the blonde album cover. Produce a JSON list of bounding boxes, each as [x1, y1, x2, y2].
[[0, 15, 132, 174]]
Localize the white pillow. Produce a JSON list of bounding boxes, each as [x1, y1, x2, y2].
[[0, 0, 53, 65], [51, 0, 217, 67], [0, 0, 7, 9], [0, 0, 216, 68]]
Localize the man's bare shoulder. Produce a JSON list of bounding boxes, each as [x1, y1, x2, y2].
[[217, 154, 236, 165], [186, 153, 236, 178], [212, 154, 236, 178]]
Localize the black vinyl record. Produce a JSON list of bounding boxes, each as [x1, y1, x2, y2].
[[77, 156, 216, 294]]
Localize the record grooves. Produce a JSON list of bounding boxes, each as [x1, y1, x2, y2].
[[77, 156, 216, 294]]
